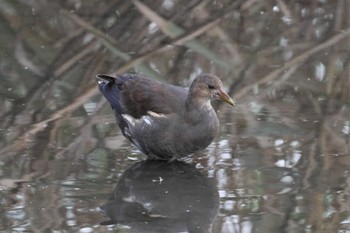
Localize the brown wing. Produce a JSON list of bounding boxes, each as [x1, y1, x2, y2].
[[118, 75, 188, 118]]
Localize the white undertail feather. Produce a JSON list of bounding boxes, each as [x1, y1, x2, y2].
[[122, 114, 135, 126]]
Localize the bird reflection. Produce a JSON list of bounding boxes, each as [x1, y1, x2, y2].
[[99, 160, 219, 233]]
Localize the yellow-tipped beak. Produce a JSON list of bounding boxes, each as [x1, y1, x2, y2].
[[219, 90, 235, 106]]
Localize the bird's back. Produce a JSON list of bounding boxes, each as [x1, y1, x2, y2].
[[98, 74, 188, 118]]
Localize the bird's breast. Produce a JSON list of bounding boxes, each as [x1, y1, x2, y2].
[[181, 109, 219, 149]]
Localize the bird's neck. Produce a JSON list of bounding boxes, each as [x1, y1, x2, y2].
[[185, 96, 214, 122]]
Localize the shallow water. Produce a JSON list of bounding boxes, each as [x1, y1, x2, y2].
[[1, 105, 349, 232], [0, 1, 350, 233]]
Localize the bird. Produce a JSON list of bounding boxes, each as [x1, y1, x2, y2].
[[97, 73, 235, 161]]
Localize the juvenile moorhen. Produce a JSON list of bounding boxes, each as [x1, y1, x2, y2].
[[97, 73, 234, 160]]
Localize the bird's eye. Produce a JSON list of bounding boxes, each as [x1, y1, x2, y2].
[[208, 84, 215, 89]]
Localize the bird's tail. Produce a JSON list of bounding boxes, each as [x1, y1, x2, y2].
[[96, 74, 134, 140], [96, 74, 124, 114]]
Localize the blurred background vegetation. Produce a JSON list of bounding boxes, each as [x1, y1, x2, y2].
[[0, 0, 349, 232]]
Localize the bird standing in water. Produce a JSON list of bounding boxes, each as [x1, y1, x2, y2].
[[97, 73, 235, 161]]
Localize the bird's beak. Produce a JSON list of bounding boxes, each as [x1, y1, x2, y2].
[[218, 89, 235, 106]]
